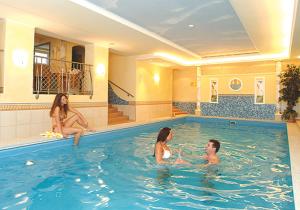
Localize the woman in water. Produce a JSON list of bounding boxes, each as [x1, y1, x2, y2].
[[50, 93, 90, 145], [154, 127, 188, 164]]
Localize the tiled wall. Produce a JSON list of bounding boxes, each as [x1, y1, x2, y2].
[[173, 102, 196, 114], [0, 109, 50, 147], [0, 107, 107, 148], [115, 104, 136, 120], [135, 103, 172, 122], [200, 95, 276, 120], [108, 83, 129, 105]]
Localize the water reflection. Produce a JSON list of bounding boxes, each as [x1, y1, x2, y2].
[[156, 167, 172, 188], [199, 165, 220, 195]]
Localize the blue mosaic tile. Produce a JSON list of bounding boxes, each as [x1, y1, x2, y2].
[[200, 95, 276, 120], [108, 83, 129, 105], [173, 102, 196, 114]]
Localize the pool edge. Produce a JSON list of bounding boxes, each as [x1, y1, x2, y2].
[[287, 123, 300, 210]]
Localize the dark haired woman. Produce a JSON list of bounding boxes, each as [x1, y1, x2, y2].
[[50, 93, 89, 145], [154, 127, 189, 164]]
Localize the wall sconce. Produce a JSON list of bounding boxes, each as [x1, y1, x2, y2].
[[13, 49, 28, 68], [96, 64, 105, 76], [154, 73, 160, 84]]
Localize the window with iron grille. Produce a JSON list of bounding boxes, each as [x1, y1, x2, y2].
[[33, 35, 93, 98]]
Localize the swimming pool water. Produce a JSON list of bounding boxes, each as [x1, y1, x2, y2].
[[0, 118, 294, 209]]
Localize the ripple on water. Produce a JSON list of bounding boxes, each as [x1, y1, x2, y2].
[[0, 121, 294, 209]]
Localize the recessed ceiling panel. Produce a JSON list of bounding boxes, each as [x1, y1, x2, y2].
[[87, 0, 257, 56]]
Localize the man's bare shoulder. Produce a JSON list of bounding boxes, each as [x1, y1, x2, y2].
[[208, 155, 220, 164]]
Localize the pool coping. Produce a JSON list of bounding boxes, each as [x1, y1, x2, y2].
[[287, 123, 300, 210], [0, 115, 286, 151], [0, 115, 298, 209]]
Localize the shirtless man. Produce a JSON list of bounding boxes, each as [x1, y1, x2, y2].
[[203, 139, 220, 165]]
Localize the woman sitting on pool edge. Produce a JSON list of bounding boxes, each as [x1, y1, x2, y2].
[[153, 127, 189, 165], [50, 93, 91, 145]]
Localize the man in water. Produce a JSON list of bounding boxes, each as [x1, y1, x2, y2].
[[203, 139, 220, 165]]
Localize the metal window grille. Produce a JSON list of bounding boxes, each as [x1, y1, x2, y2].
[[33, 56, 93, 98]]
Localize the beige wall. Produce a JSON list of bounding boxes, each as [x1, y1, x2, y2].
[[173, 68, 197, 102], [200, 73, 276, 103], [35, 33, 78, 62], [109, 53, 136, 100], [200, 62, 277, 103], [135, 61, 173, 121], [109, 56, 173, 121], [136, 61, 172, 102], [0, 20, 35, 102], [0, 20, 108, 103], [135, 104, 172, 122], [0, 20, 109, 148], [201, 61, 276, 75], [0, 20, 4, 91], [85, 43, 108, 103], [0, 20, 4, 49]]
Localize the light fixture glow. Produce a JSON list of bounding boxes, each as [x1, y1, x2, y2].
[[154, 73, 160, 84], [96, 64, 105, 76], [280, 0, 295, 52], [153, 52, 193, 66], [153, 51, 289, 66], [72, 0, 296, 66], [13, 49, 28, 68]]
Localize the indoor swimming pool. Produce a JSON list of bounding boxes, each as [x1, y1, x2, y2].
[[0, 117, 294, 209]]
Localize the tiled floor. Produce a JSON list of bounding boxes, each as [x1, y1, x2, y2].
[[287, 123, 300, 210]]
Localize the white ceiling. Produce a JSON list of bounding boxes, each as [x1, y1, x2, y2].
[[87, 0, 256, 57], [0, 0, 299, 65]]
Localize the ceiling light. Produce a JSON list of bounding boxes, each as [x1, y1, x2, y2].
[[154, 51, 289, 66]]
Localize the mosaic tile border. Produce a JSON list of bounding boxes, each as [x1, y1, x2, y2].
[[0, 102, 107, 111], [108, 83, 129, 105], [200, 95, 276, 120], [173, 102, 196, 114]]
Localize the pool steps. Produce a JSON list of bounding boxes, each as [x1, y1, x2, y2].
[[172, 106, 188, 116]]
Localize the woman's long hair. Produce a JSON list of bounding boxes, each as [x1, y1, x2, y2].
[[49, 93, 69, 117], [153, 127, 171, 156]]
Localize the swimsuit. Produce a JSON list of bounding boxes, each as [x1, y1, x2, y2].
[[162, 149, 171, 159], [52, 110, 66, 131]]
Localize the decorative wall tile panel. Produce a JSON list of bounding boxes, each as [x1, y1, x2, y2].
[[173, 102, 196, 114], [200, 95, 275, 120], [108, 84, 129, 105]]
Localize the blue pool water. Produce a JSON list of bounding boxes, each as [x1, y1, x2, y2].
[[0, 118, 294, 209]]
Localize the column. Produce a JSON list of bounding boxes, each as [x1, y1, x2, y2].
[[275, 61, 282, 120], [195, 66, 202, 115]]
